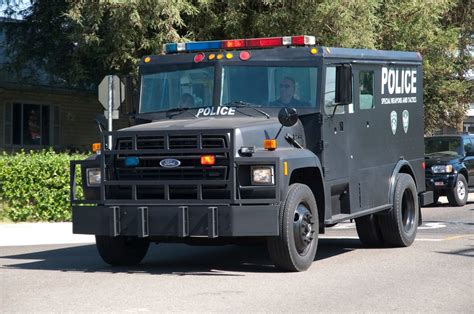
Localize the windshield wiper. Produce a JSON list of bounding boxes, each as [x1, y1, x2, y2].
[[224, 101, 270, 119], [165, 107, 198, 119]]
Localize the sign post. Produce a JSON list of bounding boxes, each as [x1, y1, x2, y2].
[[98, 75, 125, 149]]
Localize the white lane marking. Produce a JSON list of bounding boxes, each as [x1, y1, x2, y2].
[[331, 222, 448, 230], [418, 222, 447, 230], [320, 236, 459, 242]]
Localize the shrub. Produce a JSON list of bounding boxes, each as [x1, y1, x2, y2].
[[0, 150, 87, 222]]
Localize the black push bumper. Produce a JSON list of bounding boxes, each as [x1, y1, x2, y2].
[[73, 204, 279, 237]]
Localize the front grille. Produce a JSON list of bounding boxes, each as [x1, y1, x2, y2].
[[102, 131, 232, 201]]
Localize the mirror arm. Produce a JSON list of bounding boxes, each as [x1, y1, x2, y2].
[[274, 125, 284, 140]]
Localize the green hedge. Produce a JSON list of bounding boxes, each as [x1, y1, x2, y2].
[[0, 150, 87, 222]]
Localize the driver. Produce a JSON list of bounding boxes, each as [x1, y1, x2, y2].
[[271, 77, 309, 107], [178, 93, 194, 108]]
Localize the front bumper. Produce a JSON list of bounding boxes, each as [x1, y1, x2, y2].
[[425, 173, 457, 191], [72, 204, 279, 237]]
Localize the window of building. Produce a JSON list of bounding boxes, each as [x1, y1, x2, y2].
[[4, 103, 59, 146], [359, 71, 374, 110]]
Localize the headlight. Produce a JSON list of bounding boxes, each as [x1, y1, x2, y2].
[[86, 168, 101, 186], [431, 165, 453, 173], [251, 166, 274, 185]]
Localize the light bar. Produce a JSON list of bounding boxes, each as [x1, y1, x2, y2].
[[163, 35, 316, 54]]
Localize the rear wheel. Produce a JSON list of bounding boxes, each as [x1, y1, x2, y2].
[[355, 214, 384, 247], [95, 235, 150, 266], [267, 183, 318, 272], [379, 174, 419, 247], [447, 174, 468, 206]]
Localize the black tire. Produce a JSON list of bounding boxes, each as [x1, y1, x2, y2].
[[432, 192, 439, 206], [447, 174, 468, 206], [355, 214, 384, 247], [267, 183, 319, 272], [379, 174, 419, 247], [95, 235, 150, 266]]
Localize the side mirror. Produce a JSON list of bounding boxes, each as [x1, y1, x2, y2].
[[278, 107, 298, 127], [122, 75, 137, 115], [335, 65, 352, 105]]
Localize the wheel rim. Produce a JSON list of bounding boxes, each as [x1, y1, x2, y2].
[[401, 189, 415, 233], [293, 203, 315, 255], [456, 180, 466, 200]]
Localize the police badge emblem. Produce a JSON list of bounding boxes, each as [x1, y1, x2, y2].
[[402, 110, 409, 133], [390, 111, 397, 135]]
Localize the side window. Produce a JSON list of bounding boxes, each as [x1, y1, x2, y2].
[[463, 137, 473, 154], [359, 71, 374, 110], [324, 67, 344, 114]]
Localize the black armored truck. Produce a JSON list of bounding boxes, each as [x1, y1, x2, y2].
[[71, 35, 433, 271]]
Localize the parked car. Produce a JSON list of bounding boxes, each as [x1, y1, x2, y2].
[[425, 134, 474, 206]]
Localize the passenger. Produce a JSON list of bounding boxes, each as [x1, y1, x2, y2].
[[270, 77, 309, 107], [178, 93, 194, 108]]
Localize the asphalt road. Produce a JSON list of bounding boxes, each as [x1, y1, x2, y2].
[[1, 197, 473, 313]]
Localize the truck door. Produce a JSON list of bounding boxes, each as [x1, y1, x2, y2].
[[350, 65, 385, 210], [322, 66, 351, 216]]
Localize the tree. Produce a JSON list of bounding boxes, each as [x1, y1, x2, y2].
[[2, 0, 471, 132], [2, 0, 196, 88]]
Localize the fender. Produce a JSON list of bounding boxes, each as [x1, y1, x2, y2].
[[250, 148, 323, 199], [388, 159, 416, 205]]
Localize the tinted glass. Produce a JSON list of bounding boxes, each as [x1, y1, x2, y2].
[[425, 137, 463, 156], [221, 66, 318, 108], [140, 67, 214, 113]]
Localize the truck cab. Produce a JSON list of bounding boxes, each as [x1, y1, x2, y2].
[[71, 35, 433, 271]]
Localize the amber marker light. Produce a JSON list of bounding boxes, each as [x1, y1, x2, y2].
[[263, 139, 277, 151], [217, 53, 223, 60], [92, 143, 101, 153], [310, 48, 317, 55], [226, 52, 233, 59], [144, 56, 151, 63], [200, 155, 216, 166], [209, 53, 216, 60], [284, 161, 288, 176]]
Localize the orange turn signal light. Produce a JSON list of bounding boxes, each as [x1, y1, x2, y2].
[[200, 155, 216, 166], [92, 143, 101, 153], [264, 139, 277, 151]]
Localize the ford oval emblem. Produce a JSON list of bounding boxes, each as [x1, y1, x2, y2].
[[160, 158, 181, 168]]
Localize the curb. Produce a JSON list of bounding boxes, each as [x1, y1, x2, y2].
[[0, 222, 94, 247]]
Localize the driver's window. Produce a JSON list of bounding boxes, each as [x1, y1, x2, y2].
[[324, 67, 344, 114]]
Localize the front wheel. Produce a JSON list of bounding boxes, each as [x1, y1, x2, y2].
[[267, 183, 319, 272], [447, 174, 468, 206], [95, 235, 150, 266]]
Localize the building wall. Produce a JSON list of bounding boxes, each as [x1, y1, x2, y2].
[[0, 85, 129, 152]]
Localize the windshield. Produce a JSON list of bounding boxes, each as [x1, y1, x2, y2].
[[140, 66, 214, 113], [221, 66, 318, 108], [425, 137, 463, 156]]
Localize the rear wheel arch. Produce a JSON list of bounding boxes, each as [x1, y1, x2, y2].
[[389, 161, 417, 204]]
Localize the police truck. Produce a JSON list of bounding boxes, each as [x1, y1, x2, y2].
[[70, 35, 433, 271]]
